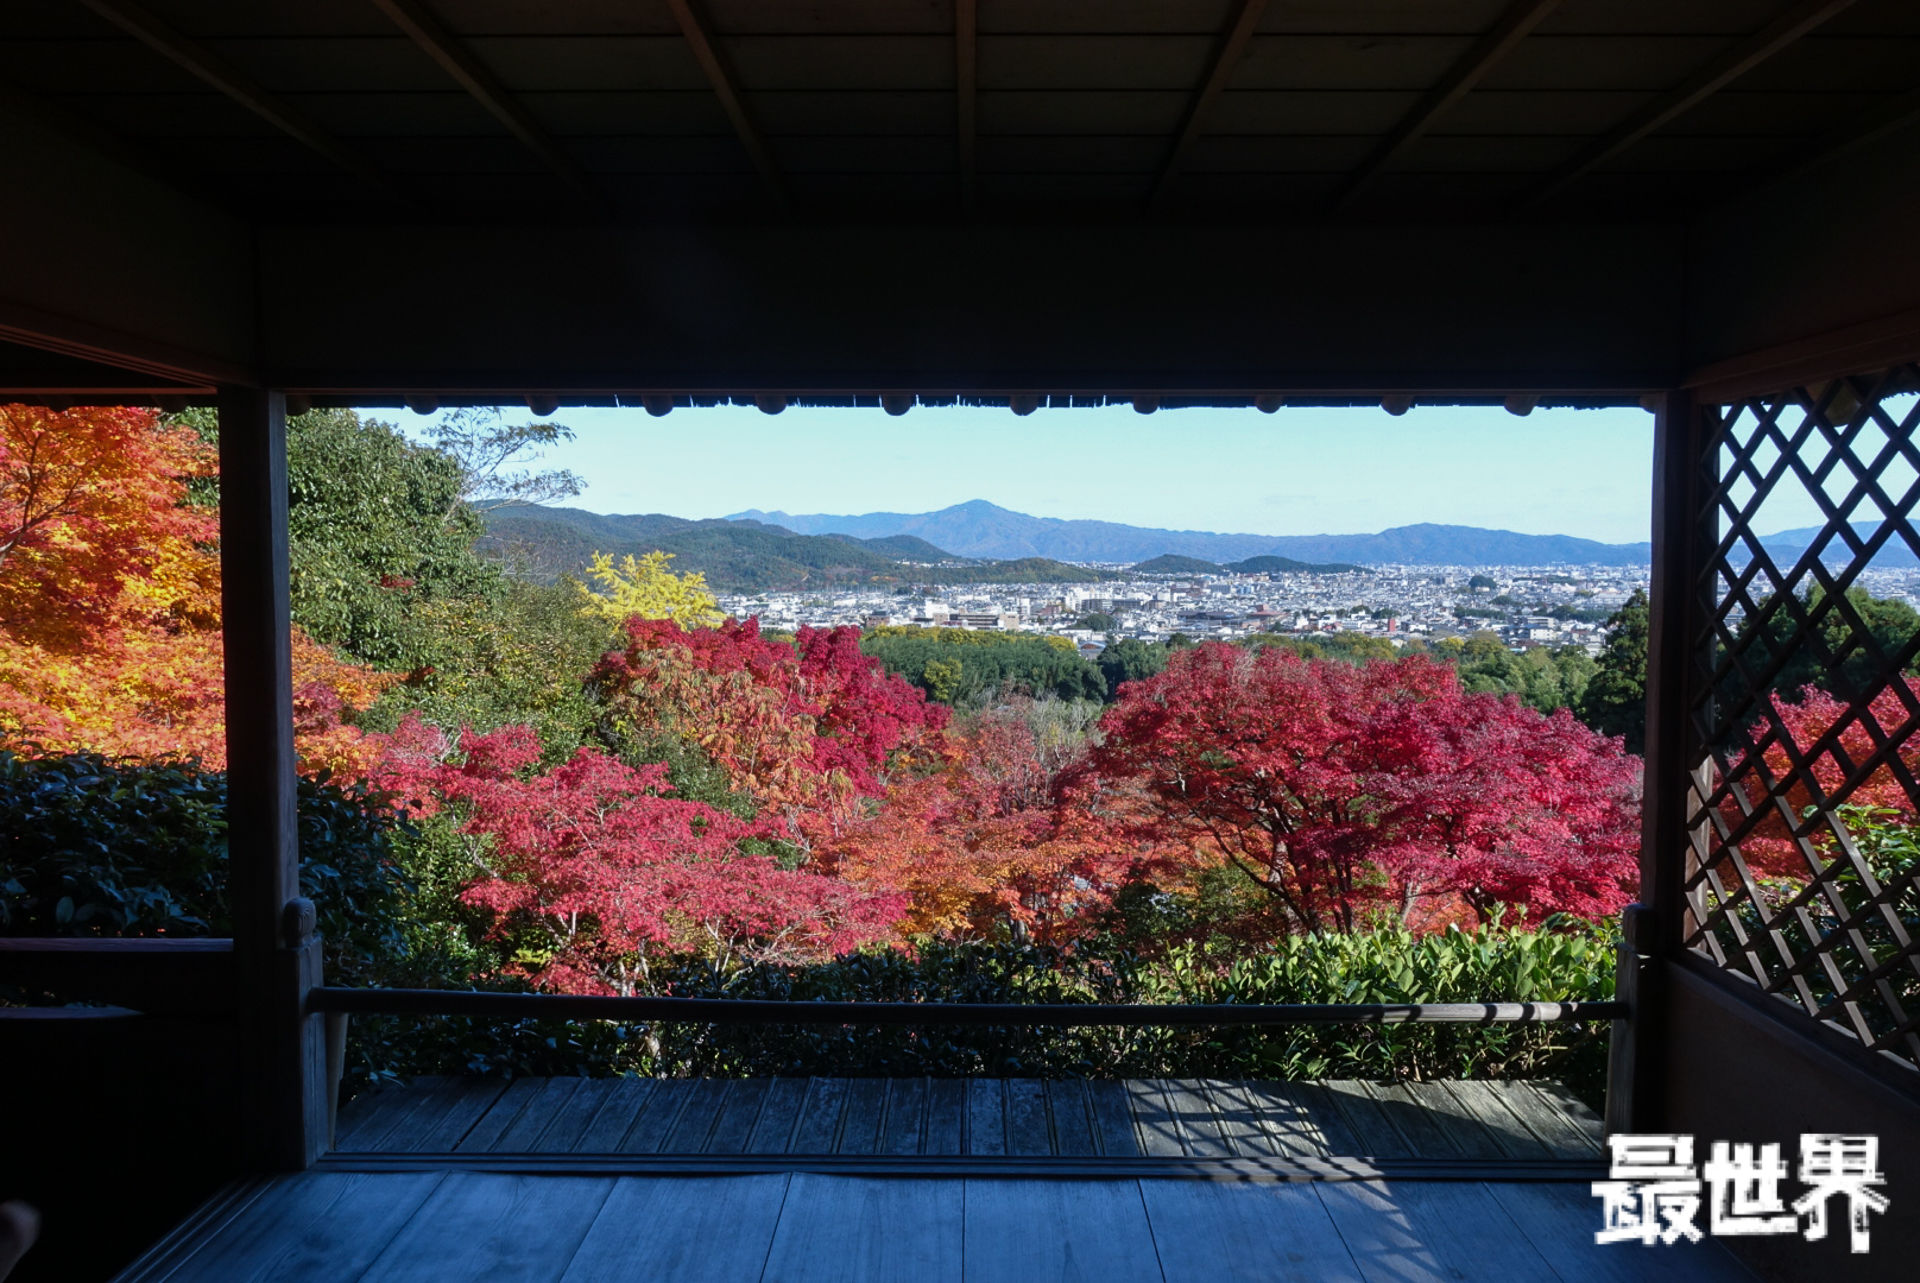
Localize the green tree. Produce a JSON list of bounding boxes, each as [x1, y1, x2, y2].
[[1097, 637, 1171, 699], [1076, 612, 1118, 631], [1579, 589, 1649, 752], [1737, 585, 1920, 704]]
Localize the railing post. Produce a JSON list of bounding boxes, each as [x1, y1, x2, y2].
[[219, 385, 327, 1170], [1613, 386, 1714, 1135]]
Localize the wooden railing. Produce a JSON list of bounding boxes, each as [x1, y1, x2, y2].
[[306, 986, 1623, 1026]]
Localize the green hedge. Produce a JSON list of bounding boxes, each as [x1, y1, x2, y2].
[[1, 751, 1617, 1100], [0, 749, 412, 992]]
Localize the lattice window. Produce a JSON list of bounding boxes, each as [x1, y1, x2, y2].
[[1683, 364, 1920, 1070]]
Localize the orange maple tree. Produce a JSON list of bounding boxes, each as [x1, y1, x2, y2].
[[0, 404, 391, 774]]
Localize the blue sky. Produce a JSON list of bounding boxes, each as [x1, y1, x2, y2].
[[397, 402, 1665, 545]]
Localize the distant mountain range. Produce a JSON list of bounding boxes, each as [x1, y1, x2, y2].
[[476, 504, 1119, 592], [480, 500, 1911, 589], [731, 500, 1657, 566], [1131, 553, 1367, 576]]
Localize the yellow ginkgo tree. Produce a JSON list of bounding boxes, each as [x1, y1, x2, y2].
[[577, 550, 724, 628]]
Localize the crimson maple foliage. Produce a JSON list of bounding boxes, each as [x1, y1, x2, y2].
[[824, 702, 1177, 938], [1735, 679, 1920, 876], [378, 712, 904, 993], [592, 616, 946, 833], [1092, 643, 1640, 932]]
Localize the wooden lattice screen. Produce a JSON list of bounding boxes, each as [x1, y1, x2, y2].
[[1682, 364, 1920, 1071]]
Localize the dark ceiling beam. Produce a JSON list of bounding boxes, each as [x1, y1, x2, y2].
[[662, 0, 787, 208], [72, 0, 396, 194], [1327, 0, 1562, 212], [1738, 84, 1920, 200], [368, 0, 605, 212], [956, 0, 977, 210], [1524, 0, 1858, 208], [1148, 0, 1269, 211]]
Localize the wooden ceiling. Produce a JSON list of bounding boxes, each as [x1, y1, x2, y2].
[[7, 0, 1919, 223]]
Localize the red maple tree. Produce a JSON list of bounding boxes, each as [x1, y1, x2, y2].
[[824, 702, 1176, 939], [1732, 678, 1920, 876], [1091, 643, 1640, 932], [378, 713, 904, 993], [592, 617, 946, 837]]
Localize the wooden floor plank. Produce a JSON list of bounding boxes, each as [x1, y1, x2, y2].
[[401, 1077, 511, 1153], [1004, 1079, 1052, 1156], [761, 1174, 961, 1283], [880, 1077, 929, 1155], [1163, 1079, 1232, 1157], [1199, 1081, 1272, 1157], [1315, 1181, 1563, 1283], [790, 1077, 850, 1154], [663, 1078, 731, 1152], [357, 1173, 613, 1282], [1046, 1080, 1098, 1157], [707, 1078, 773, 1154], [619, 1078, 697, 1153], [1399, 1080, 1500, 1159], [1314, 1082, 1415, 1159], [1143, 1179, 1364, 1283], [454, 1076, 546, 1152], [1236, 1081, 1335, 1158], [158, 1173, 447, 1283], [924, 1078, 965, 1155], [1127, 1080, 1184, 1157], [558, 1174, 791, 1282], [836, 1078, 889, 1155], [1483, 1181, 1759, 1283], [1494, 1081, 1604, 1160], [1440, 1080, 1554, 1160], [495, 1077, 583, 1152], [1522, 1081, 1606, 1156], [356, 1078, 474, 1152], [572, 1078, 654, 1153], [965, 1179, 1162, 1282], [1086, 1079, 1142, 1156], [531, 1079, 621, 1153], [746, 1078, 809, 1153], [334, 1077, 448, 1151], [1361, 1082, 1465, 1159], [964, 1079, 1005, 1155]]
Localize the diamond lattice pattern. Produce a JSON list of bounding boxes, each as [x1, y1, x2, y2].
[[1684, 365, 1920, 1069]]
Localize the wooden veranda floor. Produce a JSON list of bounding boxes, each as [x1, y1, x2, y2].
[[112, 1078, 1760, 1282], [330, 1075, 1608, 1172]]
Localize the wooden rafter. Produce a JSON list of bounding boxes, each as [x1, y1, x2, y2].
[[368, 0, 604, 211], [662, 0, 787, 208], [1327, 0, 1562, 212], [1739, 85, 1920, 203], [1524, 0, 1859, 208], [1148, 0, 1269, 210], [956, 0, 977, 209], [73, 0, 395, 193]]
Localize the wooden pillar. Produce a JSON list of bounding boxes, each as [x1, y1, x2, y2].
[[219, 385, 327, 1170], [1610, 387, 1714, 1134]]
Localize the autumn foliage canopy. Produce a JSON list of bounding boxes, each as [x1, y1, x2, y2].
[[0, 405, 389, 773], [3, 405, 1662, 1000]]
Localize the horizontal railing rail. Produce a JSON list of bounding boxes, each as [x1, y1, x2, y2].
[[310, 987, 1622, 1026]]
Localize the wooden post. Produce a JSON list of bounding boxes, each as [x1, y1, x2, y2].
[[219, 385, 327, 1170], [1613, 387, 1713, 1134]]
